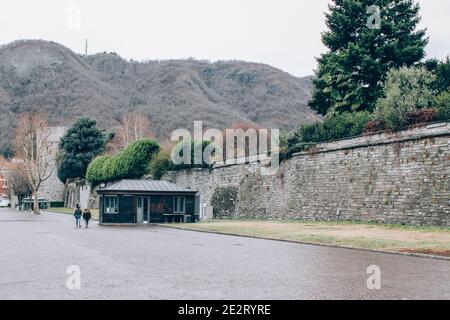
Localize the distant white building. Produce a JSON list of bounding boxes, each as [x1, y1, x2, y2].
[[38, 126, 67, 203]]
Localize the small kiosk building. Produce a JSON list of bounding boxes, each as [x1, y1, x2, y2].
[[97, 179, 198, 224]]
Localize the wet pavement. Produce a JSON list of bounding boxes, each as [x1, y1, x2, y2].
[[0, 208, 449, 300]]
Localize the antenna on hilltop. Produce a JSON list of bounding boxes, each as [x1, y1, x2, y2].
[[85, 39, 88, 56]]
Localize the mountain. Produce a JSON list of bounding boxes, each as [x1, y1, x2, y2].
[[0, 40, 319, 156]]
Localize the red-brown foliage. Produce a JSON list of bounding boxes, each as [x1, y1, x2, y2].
[[406, 108, 437, 126], [364, 120, 386, 135]]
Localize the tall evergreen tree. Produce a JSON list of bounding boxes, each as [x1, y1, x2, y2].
[[57, 118, 109, 183], [309, 0, 428, 115], [424, 56, 450, 93]]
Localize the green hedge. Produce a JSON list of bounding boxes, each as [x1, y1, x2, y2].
[[284, 112, 371, 158], [85, 156, 110, 187], [149, 140, 218, 180], [148, 151, 172, 180], [86, 139, 160, 187]]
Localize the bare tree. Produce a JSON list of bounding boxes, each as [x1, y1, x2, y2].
[[14, 113, 57, 214], [7, 163, 32, 206], [109, 112, 154, 153]]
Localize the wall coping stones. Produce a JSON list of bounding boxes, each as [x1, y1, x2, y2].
[[292, 122, 450, 157]]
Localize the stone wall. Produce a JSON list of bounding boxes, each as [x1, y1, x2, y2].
[[64, 179, 95, 209], [163, 122, 450, 226]]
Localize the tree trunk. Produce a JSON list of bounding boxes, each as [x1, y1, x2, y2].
[[33, 190, 40, 215]]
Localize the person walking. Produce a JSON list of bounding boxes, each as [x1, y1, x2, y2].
[[74, 204, 82, 228], [83, 209, 92, 228]]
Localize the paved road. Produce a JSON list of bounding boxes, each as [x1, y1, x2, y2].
[[0, 208, 449, 300]]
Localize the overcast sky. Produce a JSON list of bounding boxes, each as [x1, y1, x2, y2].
[[1, 0, 449, 77]]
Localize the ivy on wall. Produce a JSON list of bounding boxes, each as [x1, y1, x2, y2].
[[211, 186, 239, 219]]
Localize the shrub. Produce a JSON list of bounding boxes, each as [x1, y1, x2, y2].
[[86, 139, 160, 187], [285, 112, 371, 157], [147, 140, 222, 179], [115, 139, 160, 179], [364, 120, 386, 134], [211, 186, 239, 219], [103, 157, 118, 181], [148, 151, 173, 180], [434, 90, 450, 122], [406, 108, 437, 126], [86, 156, 111, 188], [373, 67, 436, 130], [320, 112, 371, 140], [170, 140, 217, 170]]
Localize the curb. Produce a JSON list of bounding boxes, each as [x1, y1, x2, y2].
[[97, 223, 159, 226], [159, 224, 450, 262], [45, 210, 99, 221]]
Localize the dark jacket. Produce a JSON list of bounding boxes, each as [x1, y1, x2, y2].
[[74, 209, 82, 219], [83, 211, 92, 220]]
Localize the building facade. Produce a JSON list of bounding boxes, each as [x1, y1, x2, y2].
[[0, 159, 18, 199], [98, 179, 198, 224], [38, 126, 67, 203], [0, 171, 8, 198]]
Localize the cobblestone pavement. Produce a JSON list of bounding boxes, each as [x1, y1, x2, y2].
[[0, 208, 449, 300]]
